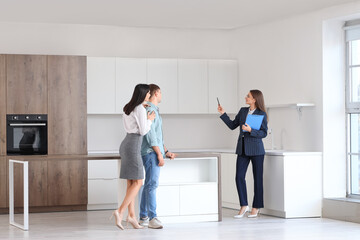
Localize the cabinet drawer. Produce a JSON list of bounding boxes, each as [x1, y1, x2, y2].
[[156, 185, 180, 216], [88, 179, 118, 204], [179, 184, 218, 215], [88, 160, 118, 179]]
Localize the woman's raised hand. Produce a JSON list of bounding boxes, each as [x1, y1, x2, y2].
[[217, 105, 225, 115], [147, 111, 156, 121]]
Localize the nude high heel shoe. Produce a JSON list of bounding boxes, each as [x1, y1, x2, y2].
[[127, 216, 144, 229], [234, 206, 249, 219], [110, 210, 124, 230]]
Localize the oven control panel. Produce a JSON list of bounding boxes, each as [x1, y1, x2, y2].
[[7, 114, 47, 121]]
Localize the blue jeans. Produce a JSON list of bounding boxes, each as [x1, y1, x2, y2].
[[140, 151, 160, 220]]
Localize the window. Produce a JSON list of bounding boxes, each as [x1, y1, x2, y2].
[[346, 21, 360, 197]]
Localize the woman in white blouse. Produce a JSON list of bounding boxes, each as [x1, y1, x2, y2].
[[111, 84, 155, 230]]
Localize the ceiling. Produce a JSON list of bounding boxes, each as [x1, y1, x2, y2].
[[0, 0, 357, 30]]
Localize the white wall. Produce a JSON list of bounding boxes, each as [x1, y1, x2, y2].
[[230, 1, 360, 198], [0, 22, 233, 59], [230, 12, 323, 152]]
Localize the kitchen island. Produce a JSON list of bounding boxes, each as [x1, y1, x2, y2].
[[87, 152, 222, 223]]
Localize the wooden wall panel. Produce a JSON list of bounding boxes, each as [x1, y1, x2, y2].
[[47, 160, 87, 206], [6, 55, 47, 114], [0, 55, 5, 156], [48, 56, 87, 155], [0, 157, 7, 208]]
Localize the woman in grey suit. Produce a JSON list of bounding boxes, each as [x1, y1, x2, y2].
[[218, 89, 268, 218]]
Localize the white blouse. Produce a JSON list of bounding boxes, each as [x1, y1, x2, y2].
[[123, 104, 152, 136]]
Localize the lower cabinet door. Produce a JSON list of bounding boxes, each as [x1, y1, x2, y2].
[[13, 160, 48, 207], [0, 157, 7, 208], [48, 160, 87, 206], [88, 160, 118, 179], [179, 184, 218, 215], [156, 185, 180, 216], [88, 179, 118, 207]]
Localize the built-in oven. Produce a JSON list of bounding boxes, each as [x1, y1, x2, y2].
[[6, 114, 48, 155]]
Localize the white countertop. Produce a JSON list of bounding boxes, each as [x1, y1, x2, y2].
[[264, 150, 322, 156], [89, 149, 322, 156], [173, 149, 322, 156]]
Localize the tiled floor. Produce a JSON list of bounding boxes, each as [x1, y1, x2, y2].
[[0, 208, 359, 240]]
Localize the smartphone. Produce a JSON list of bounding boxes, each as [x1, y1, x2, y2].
[[217, 97, 220, 105]]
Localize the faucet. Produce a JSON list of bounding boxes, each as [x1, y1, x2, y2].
[[268, 128, 275, 150]]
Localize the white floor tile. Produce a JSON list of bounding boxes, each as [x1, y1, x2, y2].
[[0, 208, 359, 239]]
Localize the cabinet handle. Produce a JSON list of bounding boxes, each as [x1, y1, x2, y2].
[[9, 123, 46, 126]]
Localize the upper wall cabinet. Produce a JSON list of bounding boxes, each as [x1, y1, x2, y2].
[[6, 55, 47, 114], [147, 59, 178, 113], [116, 58, 147, 113], [208, 60, 238, 114], [178, 59, 208, 113], [87, 58, 238, 114], [87, 57, 116, 114]]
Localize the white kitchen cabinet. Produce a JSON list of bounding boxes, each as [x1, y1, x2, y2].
[[179, 184, 218, 215], [88, 160, 119, 210], [221, 152, 322, 218], [147, 59, 178, 113], [263, 151, 322, 218], [87, 57, 238, 114], [178, 59, 208, 113], [132, 156, 220, 223], [155, 157, 219, 223], [115, 58, 147, 113], [87, 57, 116, 114], [221, 153, 239, 209], [208, 60, 238, 114], [156, 185, 180, 216], [88, 179, 118, 208]]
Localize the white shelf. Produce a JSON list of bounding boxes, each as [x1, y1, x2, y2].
[[159, 157, 218, 184], [267, 103, 315, 108], [266, 103, 315, 119]]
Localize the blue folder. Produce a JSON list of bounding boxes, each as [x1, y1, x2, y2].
[[244, 114, 264, 131]]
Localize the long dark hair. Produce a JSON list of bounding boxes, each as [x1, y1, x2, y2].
[[250, 89, 268, 121], [123, 84, 150, 115]]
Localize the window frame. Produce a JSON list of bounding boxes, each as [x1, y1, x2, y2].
[[346, 38, 360, 198]]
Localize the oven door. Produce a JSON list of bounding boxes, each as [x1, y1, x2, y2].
[[7, 122, 48, 155]]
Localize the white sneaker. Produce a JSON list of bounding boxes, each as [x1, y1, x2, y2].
[[148, 217, 163, 229], [139, 217, 149, 227]]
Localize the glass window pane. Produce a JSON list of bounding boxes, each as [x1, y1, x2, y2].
[[350, 67, 360, 102], [350, 155, 360, 194], [351, 40, 360, 66], [350, 114, 360, 195], [350, 114, 360, 153]]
